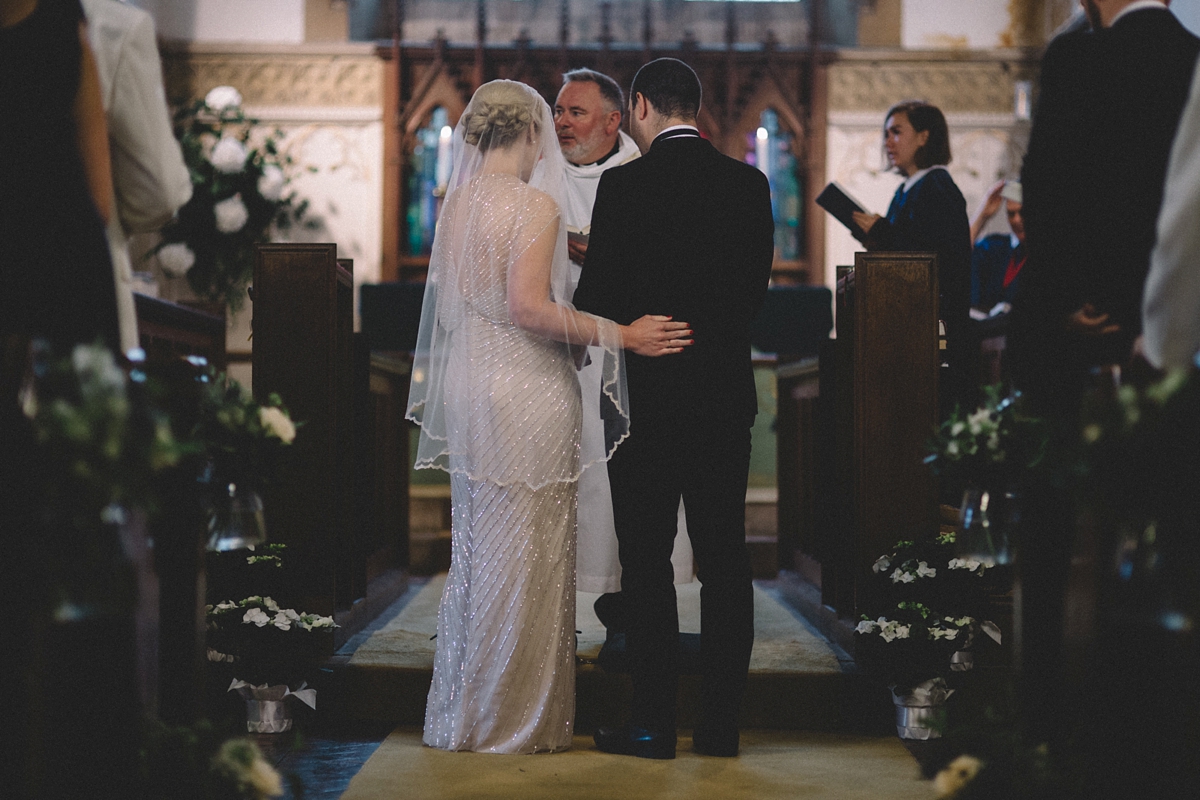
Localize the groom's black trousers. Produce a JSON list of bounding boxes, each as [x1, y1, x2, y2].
[[606, 415, 755, 734]]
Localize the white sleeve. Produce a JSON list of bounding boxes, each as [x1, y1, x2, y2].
[[107, 12, 192, 234], [1144, 59, 1200, 370]]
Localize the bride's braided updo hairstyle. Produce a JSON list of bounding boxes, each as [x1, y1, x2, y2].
[[461, 80, 541, 151]]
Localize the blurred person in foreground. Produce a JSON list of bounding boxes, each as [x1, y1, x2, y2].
[[2, 3, 127, 795], [1143, 52, 1200, 370], [83, 0, 192, 355], [1012, 0, 1199, 413]]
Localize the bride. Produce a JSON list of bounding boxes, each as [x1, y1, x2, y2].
[[406, 80, 691, 754]]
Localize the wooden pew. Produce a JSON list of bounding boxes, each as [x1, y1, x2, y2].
[[833, 251, 940, 616], [252, 244, 408, 647], [775, 355, 822, 577], [135, 292, 226, 371], [750, 285, 834, 576], [781, 253, 940, 644], [133, 296, 226, 723]]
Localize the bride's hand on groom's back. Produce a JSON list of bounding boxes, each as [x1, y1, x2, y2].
[[622, 315, 694, 357]]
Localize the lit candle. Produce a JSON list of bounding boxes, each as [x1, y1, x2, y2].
[[1014, 81, 1032, 121], [755, 127, 770, 177], [435, 125, 453, 188]]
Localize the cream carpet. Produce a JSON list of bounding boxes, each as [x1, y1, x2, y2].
[[348, 575, 843, 676], [340, 727, 931, 800]]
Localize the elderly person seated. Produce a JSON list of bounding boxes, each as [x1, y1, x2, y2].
[[968, 180, 1025, 335]]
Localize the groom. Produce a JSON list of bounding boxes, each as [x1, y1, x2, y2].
[[573, 58, 774, 758]]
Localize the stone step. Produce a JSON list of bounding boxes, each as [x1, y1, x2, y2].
[[408, 486, 780, 578], [327, 575, 890, 735]]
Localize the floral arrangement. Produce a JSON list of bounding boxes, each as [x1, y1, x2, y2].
[[935, 754, 985, 799], [208, 738, 285, 799], [926, 385, 1048, 488], [871, 532, 1002, 610], [23, 343, 186, 529], [855, 531, 1004, 693], [194, 368, 297, 492], [855, 602, 976, 693], [140, 719, 288, 800], [207, 542, 290, 613], [206, 595, 336, 688], [245, 542, 287, 568], [155, 85, 314, 312]]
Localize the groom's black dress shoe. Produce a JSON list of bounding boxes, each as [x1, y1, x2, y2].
[[593, 725, 676, 759], [692, 726, 739, 757]]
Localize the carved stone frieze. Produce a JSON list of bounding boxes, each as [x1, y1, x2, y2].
[[162, 51, 383, 108], [829, 61, 1027, 115]]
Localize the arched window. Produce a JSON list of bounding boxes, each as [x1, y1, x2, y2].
[[406, 106, 453, 256], [746, 108, 802, 262]]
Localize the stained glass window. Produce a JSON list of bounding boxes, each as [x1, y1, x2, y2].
[[406, 106, 453, 256], [746, 108, 802, 261]]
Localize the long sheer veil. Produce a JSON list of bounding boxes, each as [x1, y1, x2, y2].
[[405, 80, 629, 489]]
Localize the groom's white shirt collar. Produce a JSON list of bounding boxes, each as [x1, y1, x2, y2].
[[1111, 1, 1168, 26]]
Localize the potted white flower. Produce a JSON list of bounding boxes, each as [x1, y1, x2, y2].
[[856, 532, 1005, 739], [206, 595, 336, 732]]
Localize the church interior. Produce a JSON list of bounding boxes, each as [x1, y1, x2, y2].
[[3, 1, 1200, 798]]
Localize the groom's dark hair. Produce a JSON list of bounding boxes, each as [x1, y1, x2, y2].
[[630, 58, 701, 120]]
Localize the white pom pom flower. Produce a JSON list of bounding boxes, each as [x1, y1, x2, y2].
[[157, 242, 196, 278], [258, 406, 296, 444], [214, 194, 249, 234], [210, 135, 248, 174], [205, 85, 243, 112], [258, 164, 286, 201]]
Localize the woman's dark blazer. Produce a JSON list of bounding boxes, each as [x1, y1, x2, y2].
[[864, 167, 972, 395]]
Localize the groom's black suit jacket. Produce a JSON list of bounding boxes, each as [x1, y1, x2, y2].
[[573, 130, 775, 428]]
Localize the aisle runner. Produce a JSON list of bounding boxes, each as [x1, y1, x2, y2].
[[340, 728, 930, 800], [348, 575, 843, 676]]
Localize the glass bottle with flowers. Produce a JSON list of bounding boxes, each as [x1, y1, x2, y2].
[[926, 385, 1047, 566], [23, 343, 187, 611], [20, 343, 189, 786], [154, 85, 316, 313], [192, 369, 297, 552]]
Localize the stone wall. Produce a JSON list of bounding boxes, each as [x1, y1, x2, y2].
[[821, 50, 1037, 286], [157, 43, 386, 357]]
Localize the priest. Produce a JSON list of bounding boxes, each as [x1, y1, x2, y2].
[[554, 68, 694, 598]]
